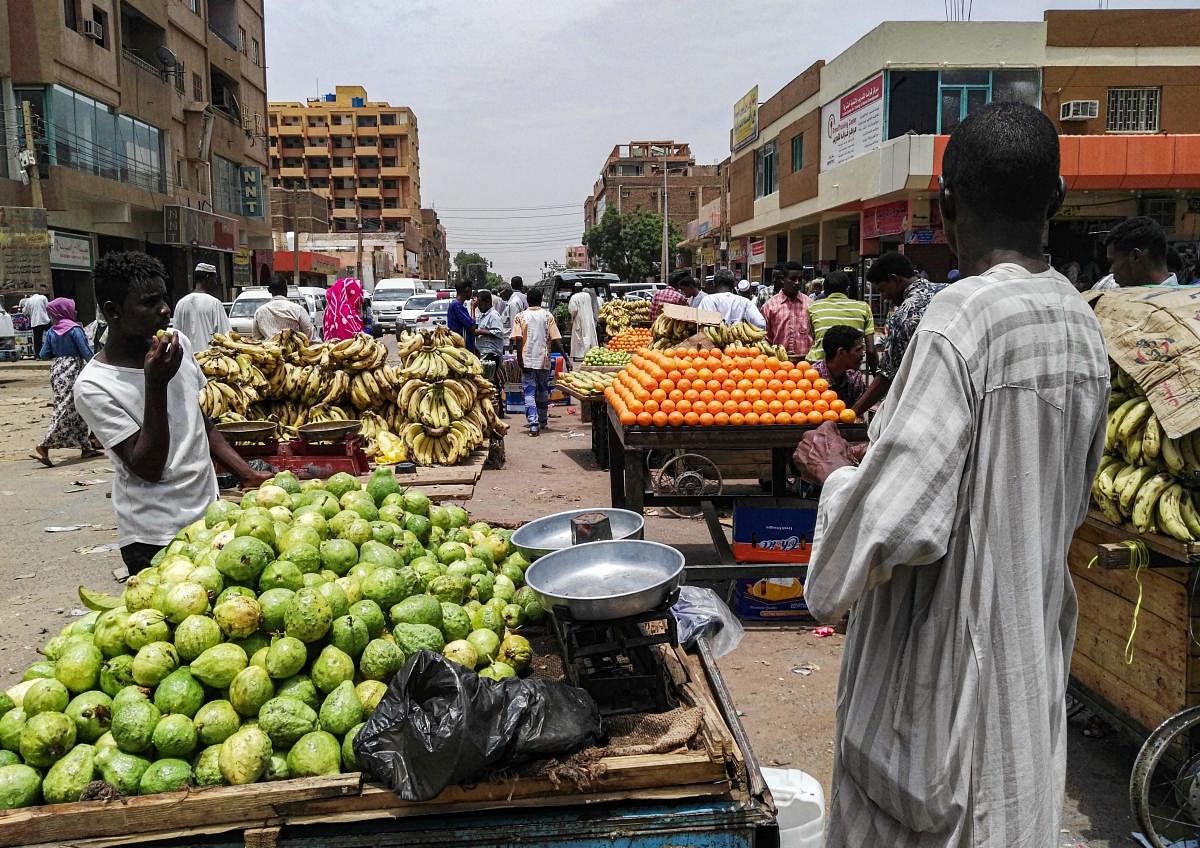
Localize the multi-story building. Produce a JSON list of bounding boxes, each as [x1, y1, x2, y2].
[[267, 86, 420, 239], [582, 142, 723, 237], [726, 9, 1200, 288], [418, 207, 449, 281], [0, 0, 273, 320], [565, 245, 588, 268]]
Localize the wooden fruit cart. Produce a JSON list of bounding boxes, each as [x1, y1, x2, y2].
[[1068, 510, 1200, 743], [0, 643, 779, 848]]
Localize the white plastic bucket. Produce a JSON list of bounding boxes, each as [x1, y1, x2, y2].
[[761, 767, 826, 848]]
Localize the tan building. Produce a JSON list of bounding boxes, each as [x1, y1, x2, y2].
[[582, 142, 722, 236], [267, 86, 420, 239], [565, 245, 588, 268], [0, 0, 273, 319], [418, 207, 448, 281]]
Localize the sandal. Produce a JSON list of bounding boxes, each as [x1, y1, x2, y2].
[[81, 448, 103, 459], [31, 447, 53, 468]]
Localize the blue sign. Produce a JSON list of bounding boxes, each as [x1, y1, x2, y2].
[[239, 166, 263, 218]]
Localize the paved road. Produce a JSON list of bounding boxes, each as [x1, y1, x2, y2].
[[0, 362, 1147, 844]]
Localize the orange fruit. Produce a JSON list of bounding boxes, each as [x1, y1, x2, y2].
[[668, 411, 685, 426], [636, 411, 652, 426], [731, 389, 746, 402], [713, 367, 729, 380], [744, 412, 760, 426], [722, 379, 737, 391], [661, 399, 676, 414], [619, 410, 636, 426], [782, 379, 797, 391], [683, 411, 700, 426], [830, 399, 846, 413], [729, 368, 744, 380], [776, 411, 793, 425], [683, 368, 699, 380], [768, 400, 784, 414], [840, 408, 857, 423], [753, 378, 768, 390], [797, 379, 813, 392], [814, 399, 829, 413], [676, 399, 692, 414], [684, 388, 700, 402], [798, 400, 814, 414], [652, 411, 668, 427], [677, 378, 692, 392], [660, 379, 676, 393], [699, 390, 715, 403], [806, 389, 821, 401], [643, 399, 659, 414], [821, 390, 838, 403], [768, 379, 783, 391], [738, 400, 753, 414], [730, 412, 745, 426], [651, 388, 666, 402], [669, 389, 684, 402], [714, 411, 730, 425], [804, 369, 820, 382], [737, 379, 753, 391], [629, 399, 644, 413], [723, 400, 738, 415], [760, 412, 776, 425], [796, 361, 812, 372], [699, 412, 715, 426], [814, 378, 830, 392], [696, 368, 712, 381], [783, 398, 800, 413], [667, 371, 682, 382], [762, 389, 777, 402], [752, 399, 768, 414], [746, 388, 761, 402], [806, 410, 824, 425], [714, 390, 731, 403], [706, 379, 722, 392], [823, 410, 840, 421]]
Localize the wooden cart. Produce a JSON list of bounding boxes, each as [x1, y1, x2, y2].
[[1068, 511, 1200, 743]]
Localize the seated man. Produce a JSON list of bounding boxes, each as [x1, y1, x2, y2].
[[814, 325, 867, 409]]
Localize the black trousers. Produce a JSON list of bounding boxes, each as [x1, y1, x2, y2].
[[32, 323, 50, 355], [121, 542, 159, 575]]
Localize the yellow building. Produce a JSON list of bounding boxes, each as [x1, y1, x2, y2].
[[267, 85, 420, 237]]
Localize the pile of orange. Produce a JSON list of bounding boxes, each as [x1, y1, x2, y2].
[[604, 347, 858, 428], [605, 328, 653, 352]]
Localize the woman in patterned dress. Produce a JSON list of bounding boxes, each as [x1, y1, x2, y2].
[[33, 298, 101, 467], [322, 278, 364, 341]]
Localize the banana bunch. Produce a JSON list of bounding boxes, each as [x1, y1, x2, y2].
[[198, 381, 256, 418], [328, 334, 388, 372], [305, 404, 351, 424], [209, 332, 283, 368], [348, 369, 397, 411], [196, 350, 240, 380], [600, 299, 650, 336], [400, 345, 483, 380], [399, 380, 479, 428], [401, 418, 484, 466], [703, 321, 768, 348], [651, 314, 695, 347]]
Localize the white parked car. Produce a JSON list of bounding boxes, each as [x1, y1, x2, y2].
[[398, 294, 437, 330], [228, 287, 324, 339], [412, 298, 450, 328]]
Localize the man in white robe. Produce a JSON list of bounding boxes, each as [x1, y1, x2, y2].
[[567, 282, 598, 360], [794, 102, 1109, 847]]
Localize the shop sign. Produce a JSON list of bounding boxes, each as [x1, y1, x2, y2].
[[698, 196, 721, 236], [701, 246, 716, 265], [730, 238, 746, 261], [748, 238, 766, 265], [233, 247, 252, 286], [820, 73, 885, 172], [49, 231, 93, 271], [862, 200, 909, 239], [686, 219, 701, 240], [239, 167, 264, 218], [732, 86, 759, 152], [0, 207, 52, 295], [905, 229, 946, 245], [163, 206, 239, 253]]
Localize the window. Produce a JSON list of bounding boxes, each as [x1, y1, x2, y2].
[[1143, 198, 1176, 229], [790, 133, 804, 172], [174, 62, 185, 94], [45, 84, 164, 192], [754, 140, 777, 198], [192, 72, 203, 102], [63, 0, 77, 30], [251, 38, 260, 66], [886, 69, 1041, 139], [186, 0, 199, 12], [238, 27, 247, 55], [1108, 88, 1160, 132], [212, 155, 241, 214], [91, 7, 108, 48]]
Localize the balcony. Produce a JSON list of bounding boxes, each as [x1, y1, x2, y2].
[[276, 124, 303, 136], [382, 207, 410, 219], [306, 167, 330, 178], [380, 165, 408, 178], [304, 144, 329, 156], [330, 123, 354, 135], [332, 188, 356, 198], [358, 187, 381, 198], [379, 123, 408, 135], [332, 208, 358, 219], [356, 168, 380, 179], [331, 166, 355, 178], [279, 167, 305, 179], [121, 48, 168, 83], [268, 144, 279, 157], [354, 145, 379, 156]]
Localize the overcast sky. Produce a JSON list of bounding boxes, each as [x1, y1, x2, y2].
[[264, 0, 1194, 280]]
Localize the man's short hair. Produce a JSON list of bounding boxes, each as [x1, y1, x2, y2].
[[668, 268, 693, 288], [527, 287, 543, 306], [476, 289, 492, 307], [823, 271, 851, 294], [511, 276, 524, 290], [1107, 216, 1167, 263], [456, 280, 472, 296], [1167, 246, 1183, 274], [784, 260, 804, 274], [866, 252, 914, 284], [941, 101, 1061, 224], [712, 269, 736, 290], [822, 324, 865, 361], [268, 279, 288, 296], [93, 251, 166, 308]]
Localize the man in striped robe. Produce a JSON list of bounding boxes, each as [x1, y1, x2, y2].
[[794, 102, 1110, 847]]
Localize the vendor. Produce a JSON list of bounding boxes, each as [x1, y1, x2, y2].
[[697, 269, 766, 328], [813, 325, 867, 409], [74, 251, 271, 575], [1092, 216, 1178, 290]]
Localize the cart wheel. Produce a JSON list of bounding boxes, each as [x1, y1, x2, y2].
[[653, 453, 722, 519], [1131, 705, 1200, 847]]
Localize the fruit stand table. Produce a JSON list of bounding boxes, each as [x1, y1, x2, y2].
[[558, 385, 610, 469]]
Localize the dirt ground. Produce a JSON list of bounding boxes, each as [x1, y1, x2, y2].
[[0, 362, 1142, 844]]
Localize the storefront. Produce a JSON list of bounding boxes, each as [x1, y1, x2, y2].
[[48, 229, 95, 323]]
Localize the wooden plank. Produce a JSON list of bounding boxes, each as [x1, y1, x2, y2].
[[608, 404, 868, 451], [1072, 617, 1186, 710], [1072, 652, 1180, 735], [0, 775, 361, 848], [400, 450, 487, 486], [1068, 538, 1190, 625], [1073, 577, 1188, 674], [1080, 511, 1200, 564], [423, 484, 476, 503]]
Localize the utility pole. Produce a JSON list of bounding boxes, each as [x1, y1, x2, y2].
[[21, 102, 43, 208], [355, 212, 364, 283], [291, 186, 301, 288], [660, 150, 668, 284]]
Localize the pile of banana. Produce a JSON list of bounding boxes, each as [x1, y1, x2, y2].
[[599, 299, 650, 336], [650, 313, 695, 349], [195, 350, 269, 417], [1093, 370, 1200, 540]]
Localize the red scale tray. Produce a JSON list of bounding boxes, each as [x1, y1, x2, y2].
[[217, 437, 370, 478]]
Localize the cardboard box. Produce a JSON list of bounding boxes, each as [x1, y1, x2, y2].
[[731, 499, 817, 564], [662, 302, 724, 326], [732, 576, 812, 621]]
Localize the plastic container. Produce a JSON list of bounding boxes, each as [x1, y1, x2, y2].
[[760, 767, 825, 848]]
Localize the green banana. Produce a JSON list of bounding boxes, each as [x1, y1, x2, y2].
[[1119, 465, 1157, 514], [1142, 415, 1162, 463], [1132, 473, 1173, 533], [1108, 392, 1132, 412], [1117, 399, 1153, 442], [1156, 483, 1194, 542], [1161, 435, 1186, 474], [1181, 490, 1200, 538], [1107, 398, 1143, 449], [1110, 463, 1138, 501], [1126, 423, 1145, 467], [1097, 461, 1127, 500], [1098, 496, 1124, 526]]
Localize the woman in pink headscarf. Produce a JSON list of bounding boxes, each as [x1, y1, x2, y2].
[[33, 298, 100, 466], [323, 278, 365, 341]]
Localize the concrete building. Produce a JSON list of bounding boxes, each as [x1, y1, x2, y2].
[[267, 85, 420, 239], [726, 10, 1200, 291], [582, 141, 723, 236], [418, 207, 448, 281], [565, 245, 588, 268], [0, 0, 274, 320]]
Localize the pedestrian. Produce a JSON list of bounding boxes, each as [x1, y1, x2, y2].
[[321, 277, 364, 341], [697, 269, 766, 328], [253, 279, 313, 339], [172, 262, 230, 348], [74, 252, 270, 575], [793, 101, 1108, 848], [853, 251, 942, 417], [504, 276, 528, 336], [21, 291, 50, 354], [812, 325, 867, 409], [512, 287, 567, 437], [496, 286, 513, 336], [807, 270, 876, 369], [33, 297, 102, 467], [760, 260, 813, 357], [447, 281, 477, 353], [473, 289, 507, 418], [567, 281, 598, 360], [649, 269, 691, 320], [1093, 216, 1179, 289]]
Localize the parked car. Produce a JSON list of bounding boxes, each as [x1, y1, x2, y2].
[[398, 294, 437, 331], [228, 287, 324, 339], [373, 278, 438, 331], [221, 302, 233, 316], [412, 298, 451, 328]]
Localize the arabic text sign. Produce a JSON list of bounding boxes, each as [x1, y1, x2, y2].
[[732, 86, 759, 152], [0, 207, 52, 295], [821, 73, 885, 172]]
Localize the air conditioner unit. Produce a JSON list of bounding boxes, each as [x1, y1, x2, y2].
[[81, 19, 103, 41], [1060, 100, 1099, 122]]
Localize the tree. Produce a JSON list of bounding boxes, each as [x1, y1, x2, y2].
[[583, 206, 683, 283], [452, 251, 488, 285]]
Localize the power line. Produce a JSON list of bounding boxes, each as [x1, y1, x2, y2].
[[434, 203, 579, 211], [439, 211, 581, 220]]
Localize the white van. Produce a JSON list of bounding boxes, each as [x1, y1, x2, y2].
[[228, 286, 325, 340], [373, 278, 431, 331]]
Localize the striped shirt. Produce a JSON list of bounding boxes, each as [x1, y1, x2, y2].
[[806, 264, 1109, 847], [807, 293, 874, 361], [760, 292, 813, 357], [649, 287, 688, 320]]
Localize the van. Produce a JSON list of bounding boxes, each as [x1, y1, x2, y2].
[[373, 278, 434, 331]]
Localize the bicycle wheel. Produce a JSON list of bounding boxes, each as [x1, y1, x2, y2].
[[1131, 705, 1200, 847]]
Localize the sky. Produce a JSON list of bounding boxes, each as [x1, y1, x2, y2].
[[264, 0, 1195, 280]]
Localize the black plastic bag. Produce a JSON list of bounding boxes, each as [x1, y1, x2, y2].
[[354, 651, 604, 801]]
